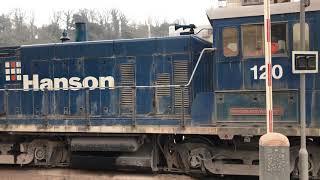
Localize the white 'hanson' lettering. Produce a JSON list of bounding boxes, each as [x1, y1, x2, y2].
[[23, 74, 115, 91]]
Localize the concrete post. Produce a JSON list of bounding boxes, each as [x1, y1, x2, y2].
[[259, 133, 290, 180]]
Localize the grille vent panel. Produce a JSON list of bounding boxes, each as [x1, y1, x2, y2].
[[173, 61, 190, 109], [120, 63, 135, 106], [156, 73, 170, 97]]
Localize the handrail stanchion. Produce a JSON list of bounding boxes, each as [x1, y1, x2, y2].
[[181, 86, 185, 129], [85, 88, 91, 127], [43, 87, 49, 126], [132, 87, 136, 127], [4, 87, 8, 126]]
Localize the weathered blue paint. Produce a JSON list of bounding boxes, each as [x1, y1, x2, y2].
[[215, 91, 298, 122], [0, 7, 319, 132], [0, 36, 213, 127]]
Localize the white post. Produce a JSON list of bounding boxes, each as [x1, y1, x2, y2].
[[260, 1, 290, 180]]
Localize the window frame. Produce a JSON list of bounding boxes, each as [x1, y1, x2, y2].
[[241, 22, 289, 59], [222, 26, 239, 58], [241, 23, 264, 58]]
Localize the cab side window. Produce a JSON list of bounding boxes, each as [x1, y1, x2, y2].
[[293, 23, 309, 51], [271, 24, 287, 54], [223, 27, 238, 57], [242, 24, 264, 57], [242, 23, 287, 57]]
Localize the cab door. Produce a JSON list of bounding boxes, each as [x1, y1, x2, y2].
[[216, 26, 242, 90]]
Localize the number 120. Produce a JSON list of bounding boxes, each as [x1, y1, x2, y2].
[[250, 65, 283, 80]]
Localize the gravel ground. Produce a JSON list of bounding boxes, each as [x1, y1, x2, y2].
[[0, 168, 260, 180], [0, 168, 195, 180]]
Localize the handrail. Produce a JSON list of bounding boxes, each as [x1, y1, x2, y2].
[[186, 48, 216, 87], [0, 48, 216, 91]]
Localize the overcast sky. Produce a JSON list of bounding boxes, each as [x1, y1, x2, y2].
[[0, 0, 218, 26]]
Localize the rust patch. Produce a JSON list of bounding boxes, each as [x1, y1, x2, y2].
[[230, 107, 284, 116]]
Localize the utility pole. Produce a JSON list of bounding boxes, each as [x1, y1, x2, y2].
[[299, 0, 309, 179], [148, 24, 151, 38]]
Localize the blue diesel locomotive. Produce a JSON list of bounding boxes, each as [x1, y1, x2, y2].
[[0, 0, 319, 178]]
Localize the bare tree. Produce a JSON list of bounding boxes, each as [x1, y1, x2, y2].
[[0, 14, 12, 33], [74, 9, 90, 23], [0, 8, 171, 46], [110, 9, 120, 39], [12, 9, 25, 32], [63, 10, 73, 31], [119, 13, 132, 38], [88, 9, 98, 23], [0, 14, 13, 46], [28, 12, 37, 43], [51, 11, 62, 26], [97, 10, 113, 39]]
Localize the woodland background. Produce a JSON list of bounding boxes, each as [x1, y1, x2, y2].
[[0, 9, 185, 46]]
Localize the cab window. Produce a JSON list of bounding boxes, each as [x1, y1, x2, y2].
[[242, 23, 287, 57], [293, 23, 309, 51], [223, 27, 238, 57], [242, 24, 264, 57], [271, 24, 287, 54]]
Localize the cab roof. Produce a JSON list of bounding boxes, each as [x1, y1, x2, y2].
[[207, 0, 320, 20]]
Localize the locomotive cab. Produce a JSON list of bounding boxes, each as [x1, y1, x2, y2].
[[204, 0, 320, 127]]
